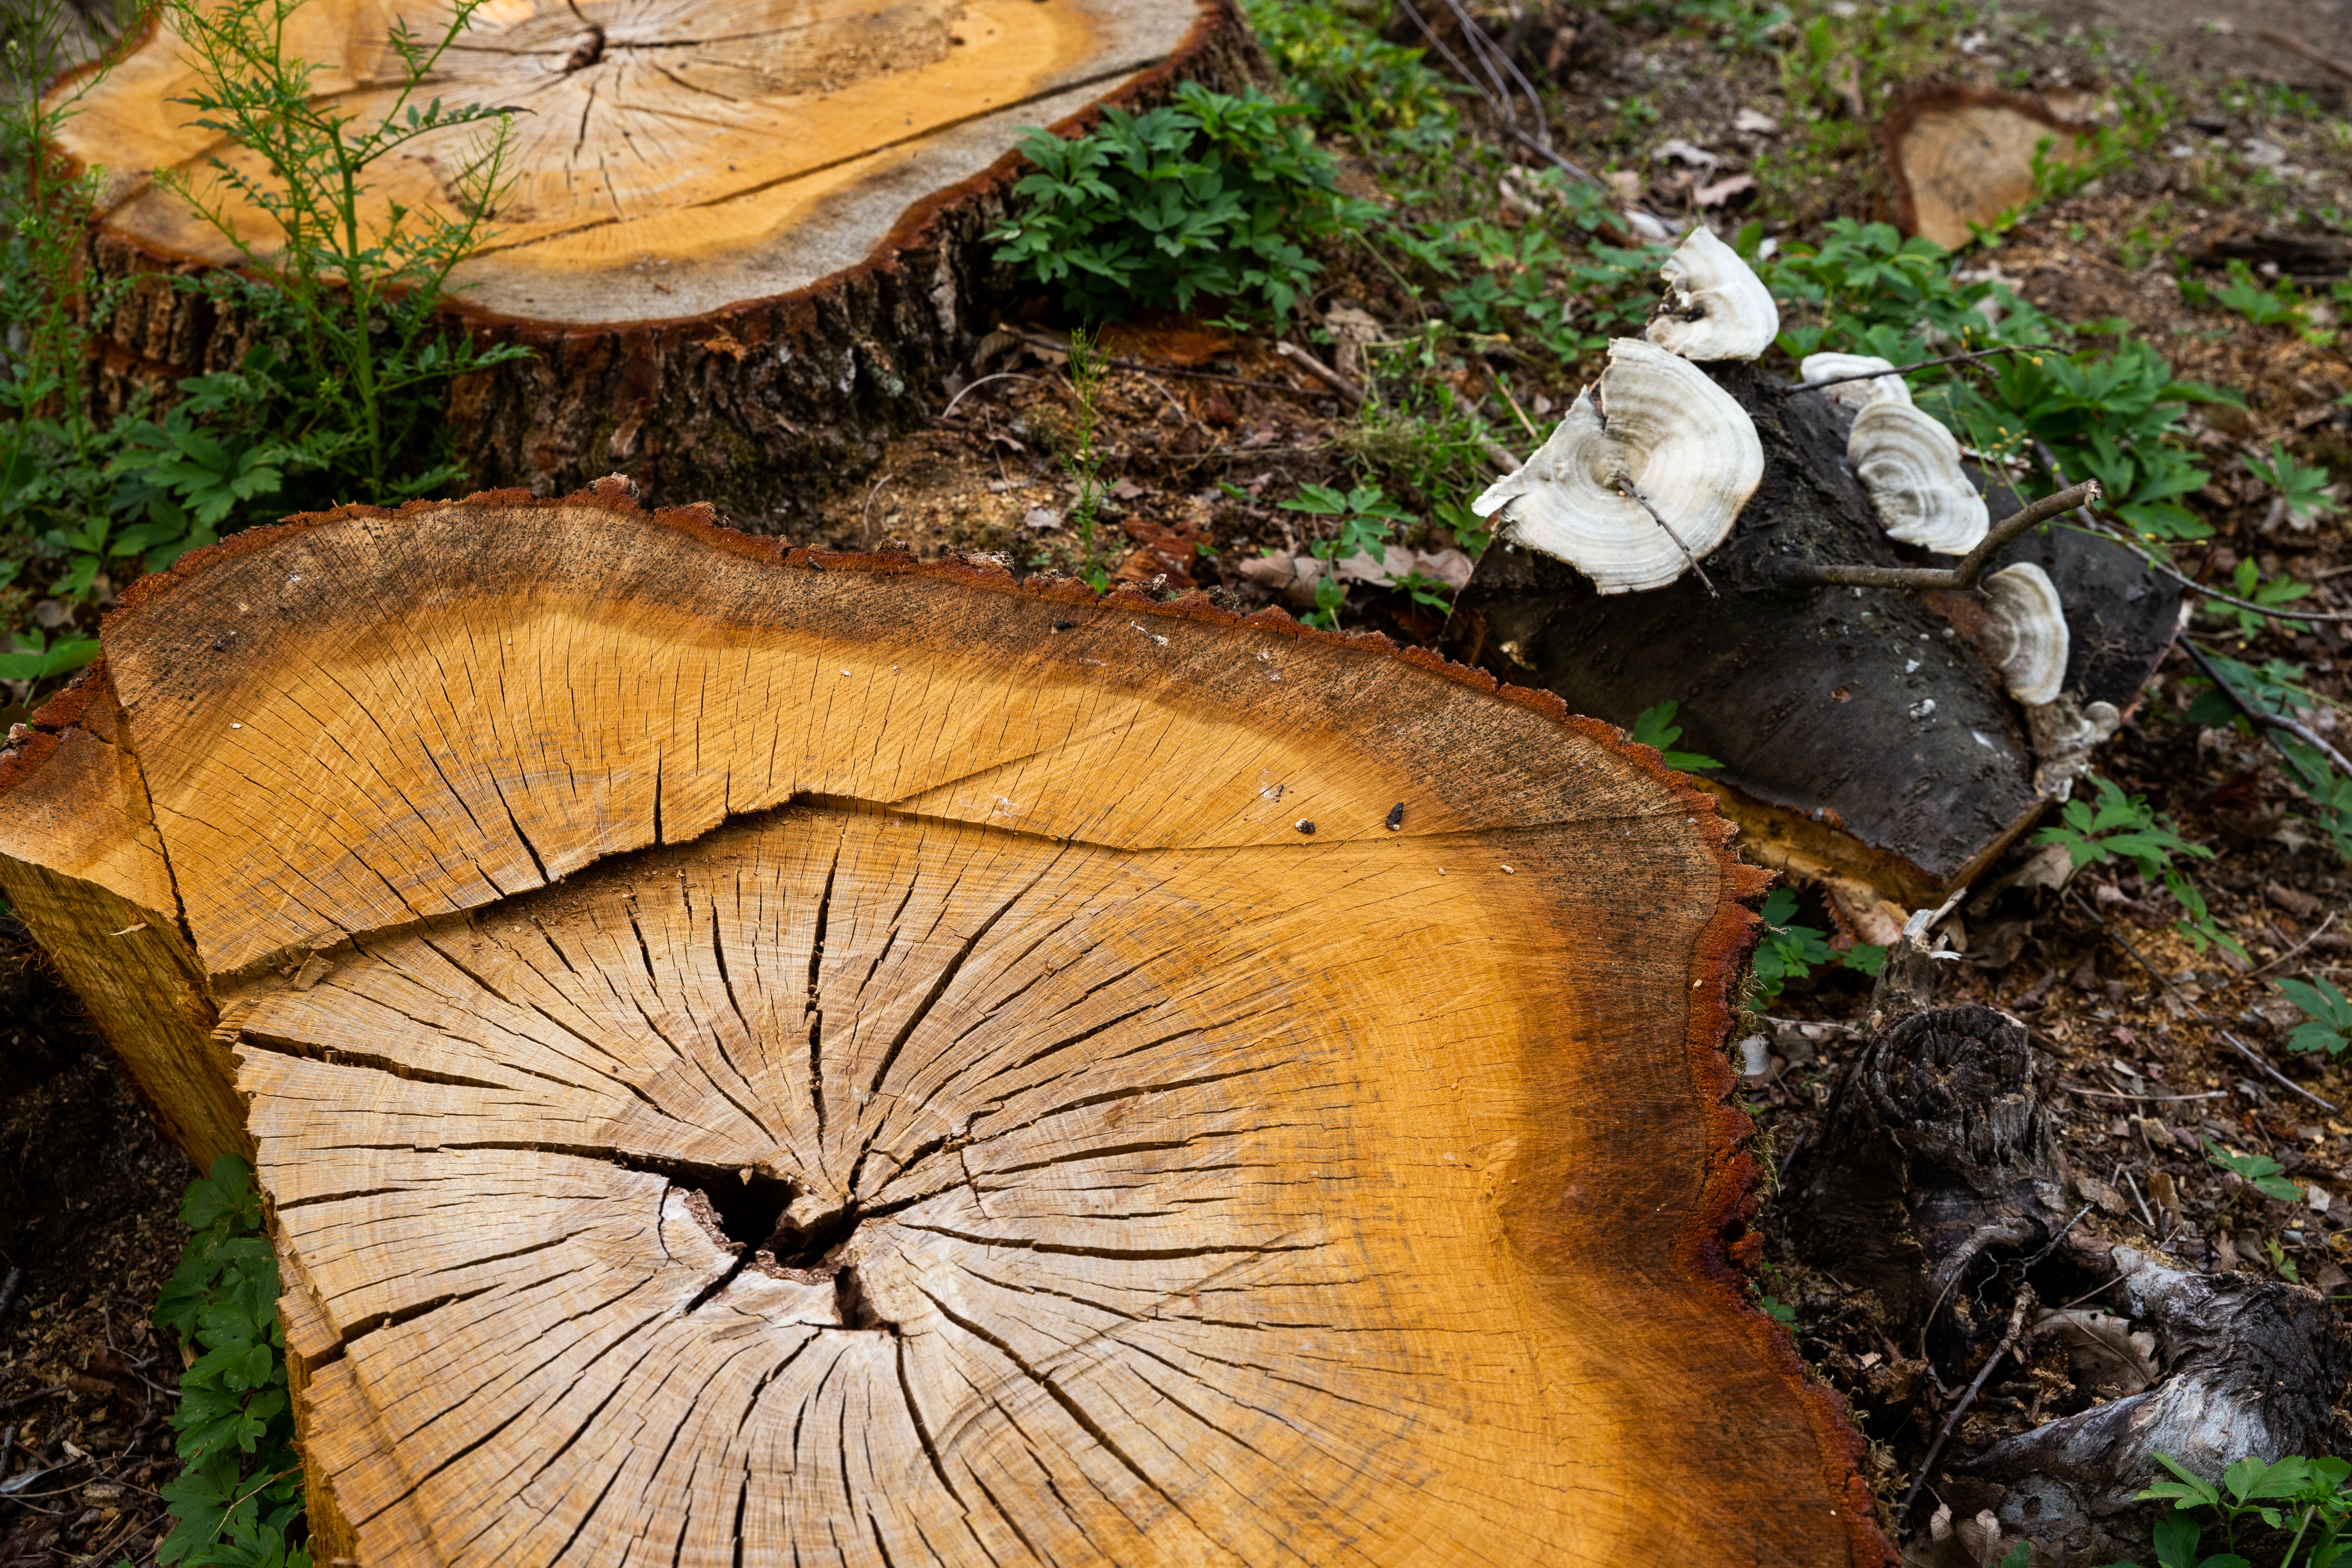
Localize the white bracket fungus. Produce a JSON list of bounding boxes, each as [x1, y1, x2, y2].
[[1645, 226, 1780, 362], [1850, 401, 1990, 555], [1798, 352, 1914, 413], [1981, 562, 2069, 706], [1472, 339, 1764, 594]]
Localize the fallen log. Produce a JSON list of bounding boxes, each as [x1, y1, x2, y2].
[[0, 482, 1887, 1565], [55, 0, 1255, 518], [1440, 363, 2180, 924]]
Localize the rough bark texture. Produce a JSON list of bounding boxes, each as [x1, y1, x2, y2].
[[1968, 1247, 2352, 1542], [1438, 365, 2180, 910], [1783, 1002, 2078, 1334], [63, 0, 1261, 524], [0, 482, 1891, 1566]]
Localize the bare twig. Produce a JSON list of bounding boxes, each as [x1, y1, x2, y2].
[[1901, 1289, 2034, 1522], [2257, 28, 2352, 86], [858, 473, 897, 544], [2251, 911, 2339, 980], [1273, 341, 1364, 408], [1622, 481, 1719, 597], [1787, 343, 2031, 393], [2068, 889, 2338, 1113], [1769, 480, 2100, 591], [2121, 1167, 2159, 1231], [2059, 1083, 2228, 1102], [938, 371, 1040, 419]]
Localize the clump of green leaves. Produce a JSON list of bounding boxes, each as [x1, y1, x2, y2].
[[991, 83, 1374, 325], [152, 1155, 310, 1568], [2279, 975, 2352, 1057], [2203, 1137, 2307, 1205], [2034, 774, 2243, 958], [1749, 886, 1884, 1011], [1275, 481, 1416, 628], [2181, 655, 2352, 865], [2108, 1452, 2352, 1568], [2244, 442, 2341, 529], [1240, 0, 1456, 148], [1629, 700, 1723, 772]]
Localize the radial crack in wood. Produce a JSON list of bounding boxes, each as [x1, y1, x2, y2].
[[0, 485, 1889, 1564]]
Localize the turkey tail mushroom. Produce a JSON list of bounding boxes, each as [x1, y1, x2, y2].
[[1472, 339, 1764, 594], [1981, 563, 2069, 707], [1646, 226, 1780, 362], [1850, 401, 1991, 555], [1798, 352, 1914, 412]]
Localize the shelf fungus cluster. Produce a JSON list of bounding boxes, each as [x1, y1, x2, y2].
[[1797, 353, 1991, 556], [1474, 228, 1773, 594]]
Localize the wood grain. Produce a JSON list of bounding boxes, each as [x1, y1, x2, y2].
[[0, 485, 1889, 1564]]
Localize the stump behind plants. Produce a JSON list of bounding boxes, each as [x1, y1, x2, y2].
[[1783, 970, 2351, 1561], [0, 483, 1891, 1565], [57, 0, 1259, 519]]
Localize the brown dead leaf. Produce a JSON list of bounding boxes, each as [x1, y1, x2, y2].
[[2033, 1306, 2158, 1394]]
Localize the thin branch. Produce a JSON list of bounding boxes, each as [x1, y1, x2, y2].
[[1273, 341, 1364, 408], [2250, 911, 2339, 980], [1768, 481, 2100, 591], [1621, 481, 1718, 597], [938, 372, 1039, 419], [1786, 343, 2031, 394], [1901, 1290, 2033, 1523], [2068, 889, 2338, 1113]]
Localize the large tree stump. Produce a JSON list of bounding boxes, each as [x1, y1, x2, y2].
[[58, 0, 1254, 517], [0, 482, 1887, 1564]]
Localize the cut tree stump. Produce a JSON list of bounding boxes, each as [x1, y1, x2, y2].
[[1440, 365, 2180, 925], [0, 482, 1887, 1565], [56, 0, 1254, 518]]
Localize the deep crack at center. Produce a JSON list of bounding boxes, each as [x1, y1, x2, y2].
[[675, 1170, 889, 1328]]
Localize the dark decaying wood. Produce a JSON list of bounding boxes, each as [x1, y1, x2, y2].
[[0, 482, 1892, 1566], [1439, 365, 2180, 914], [1784, 991, 2351, 1558], [61, 0, 1260, 523]]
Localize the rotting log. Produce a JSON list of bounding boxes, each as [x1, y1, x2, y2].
[[1782, 992, 2351, 1559], [54, 0, 1256, 520], [0, 481, 1888, 1565], [1439, 365, 2180, 927]]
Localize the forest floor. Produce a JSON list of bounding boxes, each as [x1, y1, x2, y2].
[[12, 0, 2352, 1564]]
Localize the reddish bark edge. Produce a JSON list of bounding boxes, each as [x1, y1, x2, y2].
[[5, 480, 1894, 1563], [1877, 83, 2092, 242]]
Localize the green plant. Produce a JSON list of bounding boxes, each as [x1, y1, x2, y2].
[[152, 1155, 310, 1568], [2244, 442, 2340, 528], [1629, 700, 1724, 771], [1275, 480, 1413, 628], [1062, 328, 1111, 591], [1240, 0, 1457, 148], [2181, 654, 2352, 863], [2206, 557, 2316, 640], [2278, 975, 2352, 1057], [992, 83, 1374, 325], [2105, 1452, 2352, 1568], [158, 0, 526, 501], [1748, 886, 1883, 1009], [2204, 1136, 2306, 1204], [2034, 774, 2244, 957], [0, 625, 101, 681]]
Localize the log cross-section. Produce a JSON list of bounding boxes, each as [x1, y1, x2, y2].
[[0, 485, 1888, 1565]]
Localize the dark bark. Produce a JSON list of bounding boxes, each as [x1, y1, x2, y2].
[[1437, 365, 2180, 905]]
